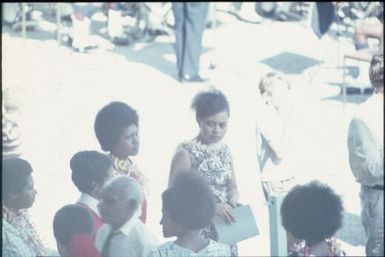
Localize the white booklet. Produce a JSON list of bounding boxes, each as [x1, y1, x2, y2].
[[212, 204, 259, 245]]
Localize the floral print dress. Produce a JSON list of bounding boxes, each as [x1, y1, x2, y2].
[[111, 154, 148, 223], [177, 139, 238, 256], [2, 206, 46, 256], [289, 238, 346, 257]]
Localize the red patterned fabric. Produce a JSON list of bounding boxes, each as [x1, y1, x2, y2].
[[77, 203, 104, 232], [111, 155, 148, 223], [69, 233, 101, 257]]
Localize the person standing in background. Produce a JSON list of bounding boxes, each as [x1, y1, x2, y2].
[[347, 53, 384, 256], [256, 72, 296, 201], [172, 2, 209, 83]]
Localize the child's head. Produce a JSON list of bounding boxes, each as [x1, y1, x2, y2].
[[70, 151, 114, 199], [258, 72, 291, 110], [53, 204, 99, 257], [280, 181, 343, 244], [161, 172, 215, 238]]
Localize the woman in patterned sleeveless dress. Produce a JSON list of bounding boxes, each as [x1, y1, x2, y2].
[[94, 101, 148, 223], [169, 89, 240, 256]]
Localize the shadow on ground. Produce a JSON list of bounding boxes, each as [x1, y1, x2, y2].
[[321, 82, 372, 104], [110, 42, 211, 79], [261, 52, 321, 74], [2, 16, 212, 80]]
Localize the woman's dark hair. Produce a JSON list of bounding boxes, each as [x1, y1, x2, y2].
[[94, 101, 138, 152], [53, 204, 94, 246], [191, 90, 230, 122], [369, 53, 384, 90], [2, 158, 33, 201], [70, 151, 113, 193], [280, 181, 344, 243], [162, 172, 215, 230]]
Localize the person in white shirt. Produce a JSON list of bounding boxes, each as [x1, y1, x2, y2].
[[348, 53, 383, 256], [256, 72, 296, 201], [95, 176, 158, 257]]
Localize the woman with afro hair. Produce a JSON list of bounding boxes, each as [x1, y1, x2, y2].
[[94, 101, 148, 223], [280, 181, 346, 256]]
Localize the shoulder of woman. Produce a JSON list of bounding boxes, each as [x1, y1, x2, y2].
[[172, 147, 191, 161], [222, 143, 233, 154], [177, 139, 196, 149]]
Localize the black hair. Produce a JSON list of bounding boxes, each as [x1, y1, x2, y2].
[[2, 158, 33, 201], [369, 53, 384, 89], [70, 151, 113, 193], [280, 181, 344, 243], [162, 172, 215, 230], [191, 90, 230, 122], [94, 101, 139, 152], [53, 204, 94, 246]]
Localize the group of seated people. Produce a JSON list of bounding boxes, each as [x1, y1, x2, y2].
[[2, 56, 384, 257], [3, 156, 347, 257]]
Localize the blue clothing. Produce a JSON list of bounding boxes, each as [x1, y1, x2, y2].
[[2, 220, 34, 257]]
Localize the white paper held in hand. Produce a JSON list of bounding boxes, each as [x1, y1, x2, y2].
[[212, 204, 259, 245]]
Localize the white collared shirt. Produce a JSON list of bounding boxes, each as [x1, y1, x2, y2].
[[77, 193, 101, 217], [348, 93, 384, 187], [95, 217, 158, 257]]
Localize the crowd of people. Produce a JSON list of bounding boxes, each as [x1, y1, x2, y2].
[[2, 52, 383, 257], [2, 1, 384, 256]]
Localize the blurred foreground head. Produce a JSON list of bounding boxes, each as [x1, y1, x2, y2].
[[280, 181, 343, 244], [161, 172, 215, 237], [53, 204, 100, 257]]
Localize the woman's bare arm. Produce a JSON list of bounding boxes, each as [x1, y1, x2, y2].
[[168, 149, 192, 187]]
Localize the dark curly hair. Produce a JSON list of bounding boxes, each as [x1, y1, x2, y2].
[[280, 181, 344, 243], [369, 53, 383, 90], [70, 151, 112, 194], [163, 172, 215, 230], [53, 204, 94, 246], [191, 89, 230, 122], [2, 158, 33, 201], [94, 102, 139, 152]]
